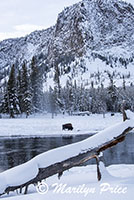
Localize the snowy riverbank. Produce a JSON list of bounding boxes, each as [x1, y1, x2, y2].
[[2, 164, 134, 200], [0, 113, 123, 137]]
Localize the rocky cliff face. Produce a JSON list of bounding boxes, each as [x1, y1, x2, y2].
[[1, 0, 134, 88]]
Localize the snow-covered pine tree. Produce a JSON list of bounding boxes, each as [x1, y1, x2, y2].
[[77, 83, 89, 112], [107, 76, 118, 112], [49, 86, 56, 118], [20, 62, 33, 117], [65, 79, 74, 115], [1, 64, 20, 118], [118, 86, 134, 112], [53, 62, 62, 112], [30, 56, 43, 113], [17, 69, 23, 113]]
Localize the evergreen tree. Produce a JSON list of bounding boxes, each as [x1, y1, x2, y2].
[[65, 79, 74, 114], [53, 62, 62, 112], [107, 76, 118, 112], [49, 87, 56, 118], [20, 62, 33, 117], [30, 57, 43, 113], [17, 69, 23, 112], [1, 64, 20, 118]]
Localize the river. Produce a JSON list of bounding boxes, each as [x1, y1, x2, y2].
[[0, 132, 134, 171]]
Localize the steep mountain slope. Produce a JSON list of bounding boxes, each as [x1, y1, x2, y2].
[[1, 0, 134, 89]]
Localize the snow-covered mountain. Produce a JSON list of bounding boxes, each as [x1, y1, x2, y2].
[[1, 0, 134, 89]]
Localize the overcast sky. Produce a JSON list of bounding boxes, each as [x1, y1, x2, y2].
[[0, 0, 133, 41]]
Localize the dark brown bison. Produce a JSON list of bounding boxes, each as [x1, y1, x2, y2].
[[62, 123, 73, 131]]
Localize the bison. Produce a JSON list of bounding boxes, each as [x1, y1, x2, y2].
[[62, 123, 73, 131]]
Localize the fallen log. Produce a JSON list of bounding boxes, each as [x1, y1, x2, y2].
[[0, 118, 133, 196]]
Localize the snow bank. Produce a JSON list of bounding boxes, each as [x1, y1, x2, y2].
[[0, 113, 122, 137]]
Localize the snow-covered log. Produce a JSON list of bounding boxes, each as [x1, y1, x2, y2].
[[0, 118, 133, 196]]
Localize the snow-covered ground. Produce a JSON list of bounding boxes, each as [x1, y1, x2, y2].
[[2, 164, 134, 200], [0, 113, 122, 137]]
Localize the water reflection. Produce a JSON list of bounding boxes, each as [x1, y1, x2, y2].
[[0, 135, 87, 171], [104, 132, 134, 165], [0, 133, 134, 171]]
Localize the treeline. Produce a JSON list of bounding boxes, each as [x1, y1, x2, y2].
[[49, 78, 134, 115], [0, 57, 134, 118], [0, 57, 43, 118]]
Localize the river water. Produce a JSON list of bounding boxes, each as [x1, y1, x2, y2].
[[0, 133, 134, 171]]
